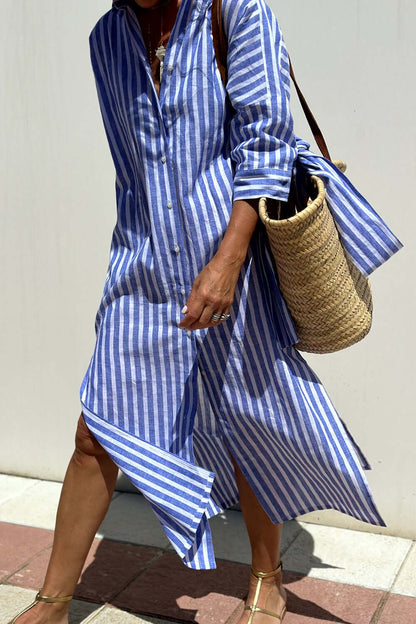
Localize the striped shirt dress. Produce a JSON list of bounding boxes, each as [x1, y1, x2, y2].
[[80, 0, 403, 569]]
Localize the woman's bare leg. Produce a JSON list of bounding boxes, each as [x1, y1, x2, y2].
[[231, 457, 287, 624], [14, 414, 118, 624]]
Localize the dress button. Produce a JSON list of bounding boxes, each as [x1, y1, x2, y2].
[[161, 156, 166, 164], [187, 331, 192, 338], [167, 201, 173, 209], [180, 288, 186, 295], [167, 65, 174, 74], [174, 245, 180, 254]]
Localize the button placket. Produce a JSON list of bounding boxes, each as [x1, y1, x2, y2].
[[158, 133, 191, 321]]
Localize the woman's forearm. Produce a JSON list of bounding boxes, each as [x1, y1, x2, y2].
[[215, 198, 259, 267]]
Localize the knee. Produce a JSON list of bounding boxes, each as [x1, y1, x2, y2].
[[74, 413, 107, 459]]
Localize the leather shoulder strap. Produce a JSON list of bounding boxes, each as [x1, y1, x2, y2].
[[211, 0, 331, 160], [288, 59, 331, 160]]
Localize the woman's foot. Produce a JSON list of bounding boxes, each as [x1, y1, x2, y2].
[[9, 595, 70, 624], [236, 565, 287, 624]]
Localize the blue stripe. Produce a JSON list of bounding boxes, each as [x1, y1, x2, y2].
[[296, 139, 402, 276]]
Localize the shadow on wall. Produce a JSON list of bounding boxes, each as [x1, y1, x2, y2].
[[67, 491, 353, 624]]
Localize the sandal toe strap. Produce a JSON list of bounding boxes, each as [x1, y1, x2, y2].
[[9, 600, 38, 624]]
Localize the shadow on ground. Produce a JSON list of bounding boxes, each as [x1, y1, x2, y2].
[[73, 497, 353, 624]]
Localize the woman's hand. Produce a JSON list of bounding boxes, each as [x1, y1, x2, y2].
[[178, 252, 243, 330], [178, 198, 259, 331]]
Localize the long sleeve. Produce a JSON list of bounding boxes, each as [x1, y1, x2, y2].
[[223, 0, 296, 201]]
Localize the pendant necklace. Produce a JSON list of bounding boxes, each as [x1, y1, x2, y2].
[[136, 0, 173, 81], [155, 43, 166, 80]]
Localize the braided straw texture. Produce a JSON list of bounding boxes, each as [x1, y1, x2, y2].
[[259, 176, 372, 353]]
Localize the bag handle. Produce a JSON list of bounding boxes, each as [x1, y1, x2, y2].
[[211, 0, 331, 161]]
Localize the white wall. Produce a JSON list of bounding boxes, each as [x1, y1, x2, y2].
[[1, 1, 414, 537]]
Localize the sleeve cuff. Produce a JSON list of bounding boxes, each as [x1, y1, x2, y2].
[[232, 168, 292, 202]]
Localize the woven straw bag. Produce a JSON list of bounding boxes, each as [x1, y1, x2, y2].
[[212, 0, 373, 353], [258, 175, 373, 353]]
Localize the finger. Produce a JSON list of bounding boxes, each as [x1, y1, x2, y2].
[[182, 304, 221, 330], [178, 300, 205, 329], [200, 306, 222, 327], [179, 282, 215, 329], [183, 308, 231, 331], [185, 309, 217, 330], [201, 306, 232, 328], [178, 286, 232, 329]]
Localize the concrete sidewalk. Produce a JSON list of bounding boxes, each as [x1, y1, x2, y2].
[[0, 475, 415, 623]]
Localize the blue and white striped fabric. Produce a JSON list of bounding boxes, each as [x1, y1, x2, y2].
[[295, 139, 402, 276], [81, 0, 399, 569]]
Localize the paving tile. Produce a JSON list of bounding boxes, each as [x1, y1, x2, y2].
[[113, 551, 250, 624], [283, 522, 412, 590], [75, 539, 161, 603], [0, 522, 53, 582], [0, 584, 103, 624], [0, 475, 40, 506], [299, 510, 393, 537], [6, 536, 116, 593], [274, 573, 385, 624], [68, 599, 103, 624], [77, 606, 106, 624], [377, 593, 416, 624], [391, 542, 416, 597], [97, 493, 170, 549], [0, 480, 62, 529], [7, 546, 52, 589], [208, 512, 302, 565], [5, 531, 161, 600], [89, 605, 181, 624], [0, 585, 37, 623], [208, 510, 251, 564], [281, 521, 304, 554]]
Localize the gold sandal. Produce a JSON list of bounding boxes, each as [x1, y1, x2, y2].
[[245, 562, 286, 623], [9, 590, 72, 624]]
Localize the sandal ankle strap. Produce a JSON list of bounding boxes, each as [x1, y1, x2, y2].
[[36, 591, 73, 603], [250, 561, 283, 580]]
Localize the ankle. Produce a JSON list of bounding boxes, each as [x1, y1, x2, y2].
[[251, 561, 282, 575], [250, 562, 283, 584]]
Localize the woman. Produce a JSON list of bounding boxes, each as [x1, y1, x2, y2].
[[10, 0, 398, 622]]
